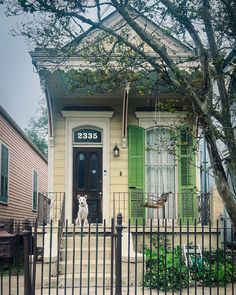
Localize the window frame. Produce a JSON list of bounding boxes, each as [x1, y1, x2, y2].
[[32, 169, 38, 211], [0, 142, 9, 205]]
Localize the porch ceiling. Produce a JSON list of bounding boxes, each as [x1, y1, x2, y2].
[[41, 68, 124, 99], [40, 68, 187, 109]]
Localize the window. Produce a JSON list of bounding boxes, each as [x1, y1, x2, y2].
[[90, 153, 99, 190], [0, 144, 9, 203], [146, 128, 176, 219], [128, 123, 197, 224], [77, 153, 86, 190], [32, 170, 38, 211]]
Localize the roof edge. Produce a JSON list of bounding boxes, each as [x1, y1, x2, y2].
[[30, 7, 192, 60], [0, 105, 48, 164]]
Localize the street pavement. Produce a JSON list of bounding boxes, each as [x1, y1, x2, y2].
[[1, 276, 235, 294]]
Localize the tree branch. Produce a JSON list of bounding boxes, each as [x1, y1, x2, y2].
[[109, 0, 210, 117], [210, 109, 224, 125], [202, 0, 236, 158], [222, 48, 236, 69]]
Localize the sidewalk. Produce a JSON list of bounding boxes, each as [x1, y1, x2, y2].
[[1, 276, 235, 294]]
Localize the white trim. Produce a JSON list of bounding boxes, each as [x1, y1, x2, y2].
[[48, 137, 54, 192], [62, 110, 113, 224], [135, 111, 184, 118], [61, 111, 114, 118], [135, 111, 186, 128], [0, 142, 10, 205]]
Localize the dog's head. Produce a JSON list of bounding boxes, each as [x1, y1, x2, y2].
[[77, 194, 87, 207]]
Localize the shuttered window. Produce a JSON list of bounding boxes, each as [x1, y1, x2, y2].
[[128, 125, 145, 224], [0, 144, 9, 203], [178, 128, 197, 223], [32, 170, 38, 211]]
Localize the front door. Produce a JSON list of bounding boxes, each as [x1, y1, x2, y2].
[[73, 148, 102, 223]]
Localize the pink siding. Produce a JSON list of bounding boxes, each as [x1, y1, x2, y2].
[[0, 115, 48, 221]]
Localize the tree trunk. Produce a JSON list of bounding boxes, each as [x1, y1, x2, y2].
[[206, 138, 236, 228]]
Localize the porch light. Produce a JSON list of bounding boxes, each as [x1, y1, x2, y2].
[[113, 144, 120, 157]]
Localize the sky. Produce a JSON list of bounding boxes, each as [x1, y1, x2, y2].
[[0, 5, 109, 130], [0, 7, 43, 129]]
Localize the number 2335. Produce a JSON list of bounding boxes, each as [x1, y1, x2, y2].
[[77, 132, 98, 140]]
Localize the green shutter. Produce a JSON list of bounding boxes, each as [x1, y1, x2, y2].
[[128, 125, 145, 225], [0, 145, 9, 203], [33, 170, 38, 210], [178, 128, 197, 224]]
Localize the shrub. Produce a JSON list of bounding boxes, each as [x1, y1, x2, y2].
[[144, 240, 236, 291], [192, 249, 236, 286], [144, 245, 190, 291]]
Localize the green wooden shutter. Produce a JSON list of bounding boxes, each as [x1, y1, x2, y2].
[[128, 125, 145, 225], [178, 128, 197, 224], [33, 170, 38, 211], [0, 145, 9, 203]]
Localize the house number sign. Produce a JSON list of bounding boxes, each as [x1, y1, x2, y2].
[[73, 128, 102, 143]]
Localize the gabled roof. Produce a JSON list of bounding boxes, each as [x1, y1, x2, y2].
[[71, 9, 192, 55], [31, 8, 193, 70], [29, 8, 195, 105]]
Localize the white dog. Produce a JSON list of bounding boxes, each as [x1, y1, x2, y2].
[[75, 194, 89, 226]]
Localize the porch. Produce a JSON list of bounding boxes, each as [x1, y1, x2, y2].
[[37, 190, 218, 227]]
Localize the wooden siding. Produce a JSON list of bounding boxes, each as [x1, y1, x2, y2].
[[109, 110, 138, 220], [211, 188, 224, 227], [50, 100, 222, 224], [51, 101, 139, 221], [0, 114, 47, 221], [53, 111, 66, 192]]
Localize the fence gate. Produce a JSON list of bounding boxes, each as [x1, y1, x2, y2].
[[0, 215, 236, 294]]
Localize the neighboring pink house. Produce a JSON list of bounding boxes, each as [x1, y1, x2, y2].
[[0, 105, 48, 221]]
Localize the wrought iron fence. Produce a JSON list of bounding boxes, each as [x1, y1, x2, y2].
[[111, 191, 211, 224], [0, 218, 27, 234], [0, 216, 235, 294], [37, 192, 65, 224], [197, 192, 211, 225], [37, 193, 51, 225]]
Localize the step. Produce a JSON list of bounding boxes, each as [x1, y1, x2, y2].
[[61, 235, 112, 248], [60, 247, 112, 260], [63, 226, 113, 234], [59, 259, 113, 274], [43, 273, 115, 288]]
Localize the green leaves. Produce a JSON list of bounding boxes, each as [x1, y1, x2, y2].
[[144, 244, 190, 291], [145, 242, 236, 291], [24, 98, 48, 158], [194, 249, 236, 286], [65, 67, 160, 95]]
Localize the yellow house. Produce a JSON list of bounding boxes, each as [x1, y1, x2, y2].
[[30, 10, 223, 226]]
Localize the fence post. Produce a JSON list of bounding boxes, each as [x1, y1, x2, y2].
[[9, 218, 14, 234], [115, 213, 123, 295], [23, 219, 32, 295]]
